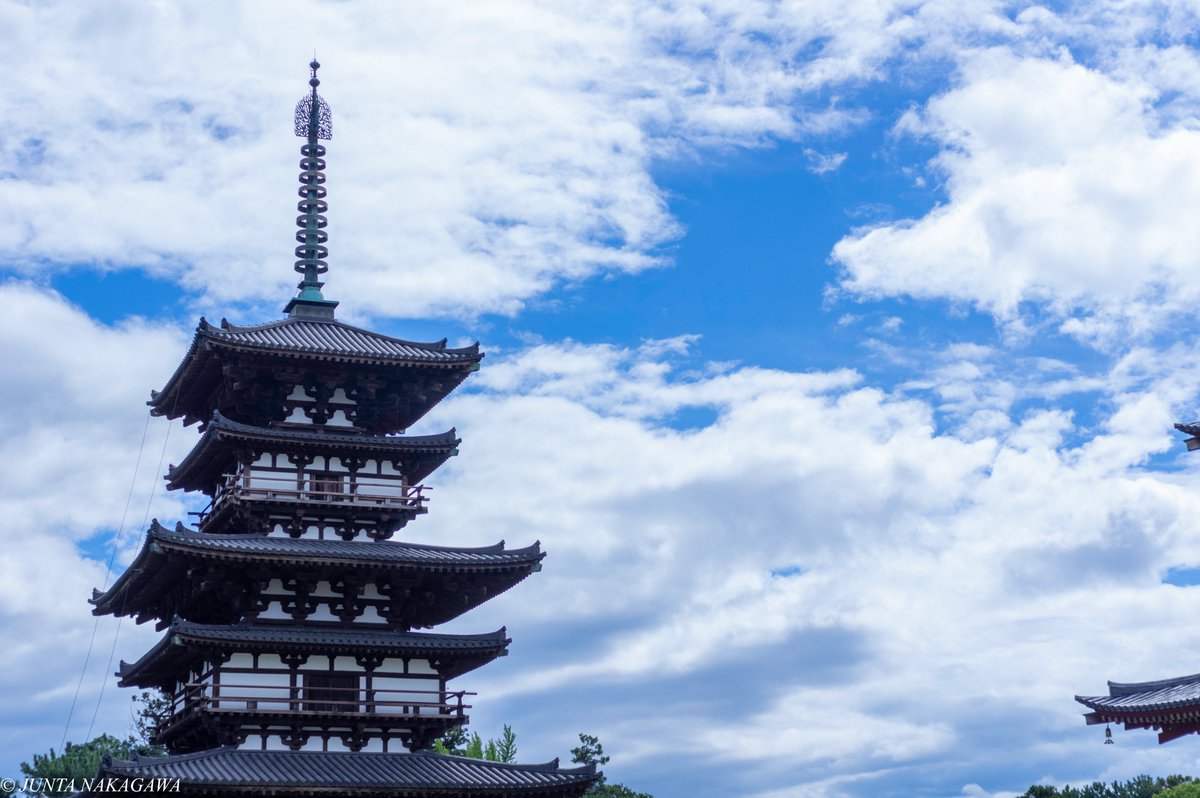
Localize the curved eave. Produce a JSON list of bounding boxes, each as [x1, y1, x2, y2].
[[148, 320, 210, 418], [92, 520, 544, 620], [202, 318, 483, 369], [166, 413, 460, 491], [1175, 421, 1200, 451], [90, 527, 167, 617], [93, 747, 598, 796], [118, 622, 510, 687], [150, 317, 483, 422], [149, 522, 543, 567]]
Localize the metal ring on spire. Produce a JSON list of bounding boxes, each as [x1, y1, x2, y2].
[[284, 59, 339, 319], [294, 60, 332, 280]]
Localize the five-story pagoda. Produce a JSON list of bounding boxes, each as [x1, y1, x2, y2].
[[84, 62, 597, 797]]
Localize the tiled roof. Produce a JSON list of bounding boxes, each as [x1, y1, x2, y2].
[[149, 316, 483, 428], [210, 412, 459, 449], [1175, 421, 1200, 437], [145, 520, 541, 566], [166, 412, 459, 490], [1076, 672, 1200, 713], [119, 621, 509, 686], [169, 620, 508, 650], [92, 747, 597, 796], [90, 522, 542, 629], [205, 317, 481, 363]]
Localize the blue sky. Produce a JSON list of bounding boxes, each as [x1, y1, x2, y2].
[[10, 2, 1200, 797]]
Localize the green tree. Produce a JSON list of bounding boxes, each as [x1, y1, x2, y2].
[[570, 732, 652, 798], [433, 725, 470, 756], [1019, 775, 1196, 798], [129, 690, 171, 750], [1158, 784, 1200, 798], [434, 725, 517, 763], [19, 734, 159, 796]]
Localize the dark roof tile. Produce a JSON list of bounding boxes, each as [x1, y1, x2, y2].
[[208, 317, 481, 363], [94, 747, 597, 795]]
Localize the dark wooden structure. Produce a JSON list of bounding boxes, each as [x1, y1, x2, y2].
[[83, 61, 597, 796]]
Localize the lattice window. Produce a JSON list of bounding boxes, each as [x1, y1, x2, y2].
[[303, 672, 357, 712]]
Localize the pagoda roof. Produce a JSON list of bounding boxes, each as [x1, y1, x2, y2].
[[166, 412, 460, 491], [91, 521, 543, 626], [87, 747, 597, 796], [150, 316, 483, 423], [1076, 672, 1200, 714], [118, 620, 509, 687], [1076, 672, 1200, 743], [1176, 422, 1200, 436]]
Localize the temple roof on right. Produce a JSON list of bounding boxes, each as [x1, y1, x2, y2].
[[1076, 672, 1200, 713], [1076, 672, 1200, 743]]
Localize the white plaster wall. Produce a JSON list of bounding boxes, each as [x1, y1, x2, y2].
[[311, 581, 337, 598], [408, 659, 436, 676], [307, 605, 338, 622], [358, 606, 386, 624], [372, 677, 441, 714], [218, 671, 290, 709], [257, 602, 289, 620]]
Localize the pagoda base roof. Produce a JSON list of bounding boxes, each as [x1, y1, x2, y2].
[[82, 746, 597, 797]]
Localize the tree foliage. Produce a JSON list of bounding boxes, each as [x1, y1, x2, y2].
[[570, 732, 652, 798], [129, 690, 171, 750], [433, 725, 517, 763], [18, 734, 161, 796], [1020, 775, 1195, 798]]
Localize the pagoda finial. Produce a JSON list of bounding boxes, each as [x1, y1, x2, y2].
[[285, 58, 339, 320]]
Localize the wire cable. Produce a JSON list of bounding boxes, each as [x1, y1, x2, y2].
[[60, 409, 152, 750], [85, 415, 175, 741]]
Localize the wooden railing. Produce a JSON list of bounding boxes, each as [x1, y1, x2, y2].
[[165, 682, 471, 724], [210, 472, 430, 513]]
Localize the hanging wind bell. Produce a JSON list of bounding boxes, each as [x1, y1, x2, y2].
[[1104, 725, 1114, 744]]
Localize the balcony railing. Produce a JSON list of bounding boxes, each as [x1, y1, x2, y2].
[[164, 682, 472, 727], [209, 472, 430, 515]]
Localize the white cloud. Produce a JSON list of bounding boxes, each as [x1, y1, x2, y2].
[[402, 333, 1200, 795], [0, 0, 947, 320], [834, 43, 1200, 347], [0, 283, 195, 762], [10, 286, 1200, 794]]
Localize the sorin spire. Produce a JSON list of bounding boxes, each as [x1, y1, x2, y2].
[[284, 58, 339, 320]]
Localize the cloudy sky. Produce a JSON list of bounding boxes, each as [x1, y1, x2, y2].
[[7, 1, 1200, 796]]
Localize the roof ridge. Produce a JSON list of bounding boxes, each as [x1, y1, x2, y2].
[[1108, 672, 1200, 696], [212, 316, 480, 354], [151, 522, 528, 556], [410, 749, 594, 774], [175, 619, 509, 642], [208, 411, 459, 444]]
